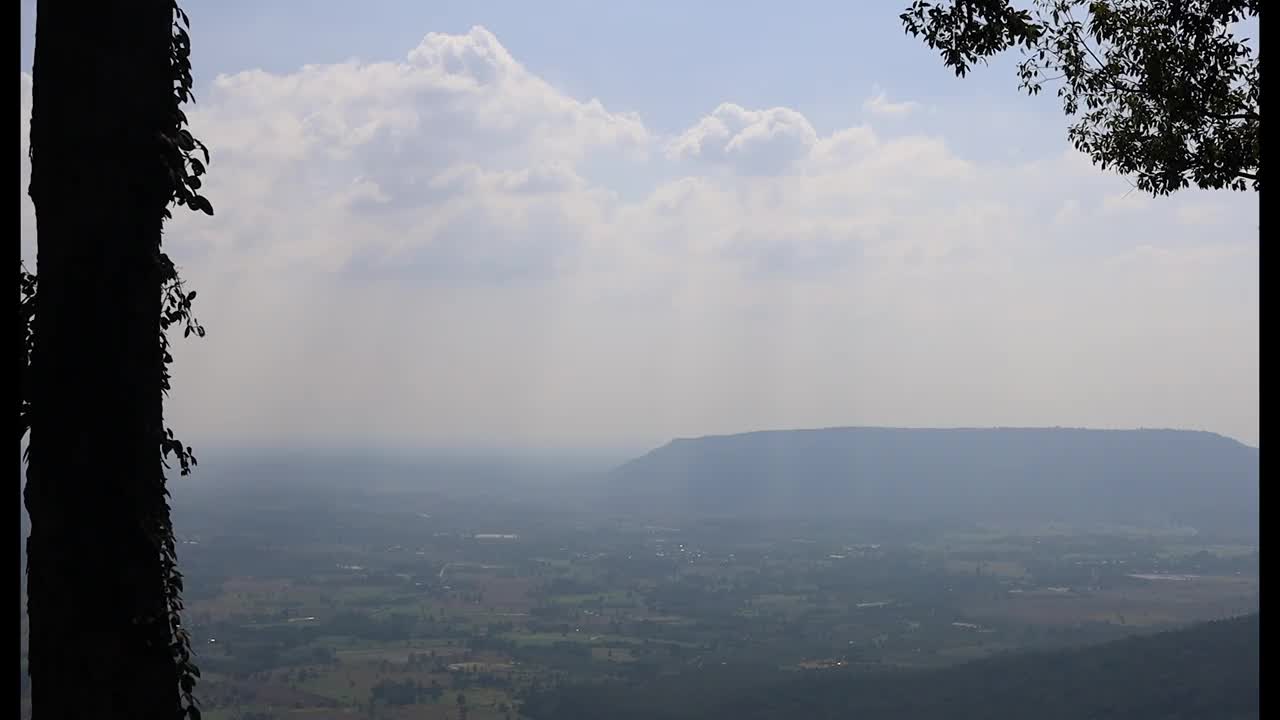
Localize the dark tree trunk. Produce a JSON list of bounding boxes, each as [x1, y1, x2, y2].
[[25, 2, 181, 718]]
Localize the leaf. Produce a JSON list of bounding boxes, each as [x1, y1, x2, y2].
[[190, 195, 214, 216]]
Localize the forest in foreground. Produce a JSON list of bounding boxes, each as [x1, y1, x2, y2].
[[522, 613, 1260, 720]]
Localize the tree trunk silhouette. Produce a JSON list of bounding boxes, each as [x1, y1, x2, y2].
[[25, 2, 181, 718]]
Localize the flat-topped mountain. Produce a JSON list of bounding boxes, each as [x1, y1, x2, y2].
[[609, 427, 1258, 535]]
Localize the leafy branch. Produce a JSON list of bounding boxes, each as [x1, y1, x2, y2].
[[901, 0, 1259, 195]]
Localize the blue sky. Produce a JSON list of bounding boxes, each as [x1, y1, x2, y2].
[[21, 1, 1064, 152], [18, 2, 1259, 449]]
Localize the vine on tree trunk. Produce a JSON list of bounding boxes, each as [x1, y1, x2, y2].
[[21, 3, 213, 718]]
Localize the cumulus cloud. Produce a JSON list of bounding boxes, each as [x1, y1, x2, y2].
[[669, 103, 818, 175], [17, 27, 1260, 449]]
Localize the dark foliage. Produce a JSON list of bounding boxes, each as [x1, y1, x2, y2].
[[23, 1, 211, 717], [900, 1, 1259, 195], [522, 614, 1259, 720]]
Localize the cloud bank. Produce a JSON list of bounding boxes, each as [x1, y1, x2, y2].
[[18, 26, 1259, 450]]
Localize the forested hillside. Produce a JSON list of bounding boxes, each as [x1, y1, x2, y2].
[[522, 614, 1260, 720]]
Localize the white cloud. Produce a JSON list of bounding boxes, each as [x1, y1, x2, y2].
[[17, 27, 1260, 450], [863, 86, 921, 117], [1174, 202, 1229, 227], [1102, 188, 1153, 213], [1051, 199, 1081, 226], [669, 103, 818, 175], [1107, 243, 1258, 269], [430, 162, 585, 196]]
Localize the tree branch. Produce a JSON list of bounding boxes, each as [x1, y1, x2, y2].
[[1061, 5, 1259, 125], [1212, 112, 1259, 122]]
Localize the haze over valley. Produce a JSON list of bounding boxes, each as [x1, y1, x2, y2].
[[18, 3, 1258, 719], [89, 423, 1252, 719]]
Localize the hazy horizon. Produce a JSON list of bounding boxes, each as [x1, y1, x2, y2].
[[17, 6, 1261, 719], [189, 424, 1259, 465]]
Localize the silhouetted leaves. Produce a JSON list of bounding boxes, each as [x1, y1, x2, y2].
[[24, 2, 213, 715], [901, 1, 1259, 195], [157, 4, 211, 718], [188, 195, 214, 215], [19, 265, 37, 441]]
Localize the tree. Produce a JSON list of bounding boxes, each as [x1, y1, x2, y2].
[[23, 1, 212, 718], [900, 0, 1259, 195]]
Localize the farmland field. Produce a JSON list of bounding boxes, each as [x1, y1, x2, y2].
[[20, 470, 1258, 720]]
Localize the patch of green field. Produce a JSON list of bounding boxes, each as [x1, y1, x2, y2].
[[506, 631, 595, 646], [750, 594, 813, 615], [591, 646, 636, 662], [505, 631, 639, 647], [547, 591, 637, 607], [944, 559, 1028, 578], [297, 666, 372, 705], [335, 646, 423, 664], [333, 585, 418, 607], [1156, 544, 1258, 559]]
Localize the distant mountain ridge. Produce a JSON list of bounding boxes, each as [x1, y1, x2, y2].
[[609, 427, 1258, 535]]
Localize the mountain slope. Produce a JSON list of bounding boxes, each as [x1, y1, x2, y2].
[[522, 613, 1260, 720], [609, 427, 1258, 534]]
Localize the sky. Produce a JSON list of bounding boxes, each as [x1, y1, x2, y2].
[[18, 1, 1259, 452]]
